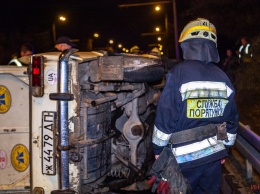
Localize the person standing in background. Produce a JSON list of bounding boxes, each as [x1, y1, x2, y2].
[[20, 43, 34, 57], [52, 36, 76, 51], [8, 42, 34, 66], [221, 48, 239, 85], [238, 37, 252, 64]]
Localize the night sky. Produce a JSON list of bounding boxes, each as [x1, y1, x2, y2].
[[1, 0, 145, 48], [0, 0, 259, 62]]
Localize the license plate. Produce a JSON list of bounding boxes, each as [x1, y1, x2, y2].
[[42, 111, 56, 175]]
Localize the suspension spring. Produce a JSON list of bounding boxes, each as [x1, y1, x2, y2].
[[107, 168, 130, 178]]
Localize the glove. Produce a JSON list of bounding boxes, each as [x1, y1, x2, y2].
[[147, 175, 170, 194], [148, 147, 191, 194], [161, 164, 189, 194]]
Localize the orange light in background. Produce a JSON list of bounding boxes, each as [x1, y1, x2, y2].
[[155, 6, 160, 11], [59, 16, 66, 21]]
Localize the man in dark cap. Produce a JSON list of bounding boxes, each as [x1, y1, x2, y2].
[[20, 43, 34, 57], [54, 36, 76, 51]]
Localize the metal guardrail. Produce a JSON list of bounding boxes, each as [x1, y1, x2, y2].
[[235, 122, 260, 179]]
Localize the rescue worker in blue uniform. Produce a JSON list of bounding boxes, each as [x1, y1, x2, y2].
[[151, 18, 239, 193]]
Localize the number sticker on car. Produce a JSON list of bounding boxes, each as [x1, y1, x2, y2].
[[42, 111, 56, 175]]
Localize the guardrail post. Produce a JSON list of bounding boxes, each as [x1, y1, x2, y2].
[[235, 122, 260, 180], [246, 160, 253, 179]]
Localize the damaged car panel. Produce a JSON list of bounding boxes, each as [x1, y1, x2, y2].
[[0, 49, 165, 194]]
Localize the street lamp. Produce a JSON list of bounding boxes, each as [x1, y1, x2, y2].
[[154, 5, 169, 56], [154, 5, 168, 34], [52, 16, 66, 43], [119, 1, 179, 59], [59, 16, 66, 21], [155, 5, 160, 11]]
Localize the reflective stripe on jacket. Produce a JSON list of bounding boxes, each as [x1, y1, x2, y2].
[[152, 59, 239, 168], [239, 44, 252, 62]]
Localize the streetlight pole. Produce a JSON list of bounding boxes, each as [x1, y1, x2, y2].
[[172, 0, 180, 60], [52, 22, 57, 44], [165, 13, 168, 36], [52, 16, 66, 44], [164, 13, 169, 56]]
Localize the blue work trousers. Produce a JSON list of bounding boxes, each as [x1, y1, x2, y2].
[[181, 160, 222, 194]]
